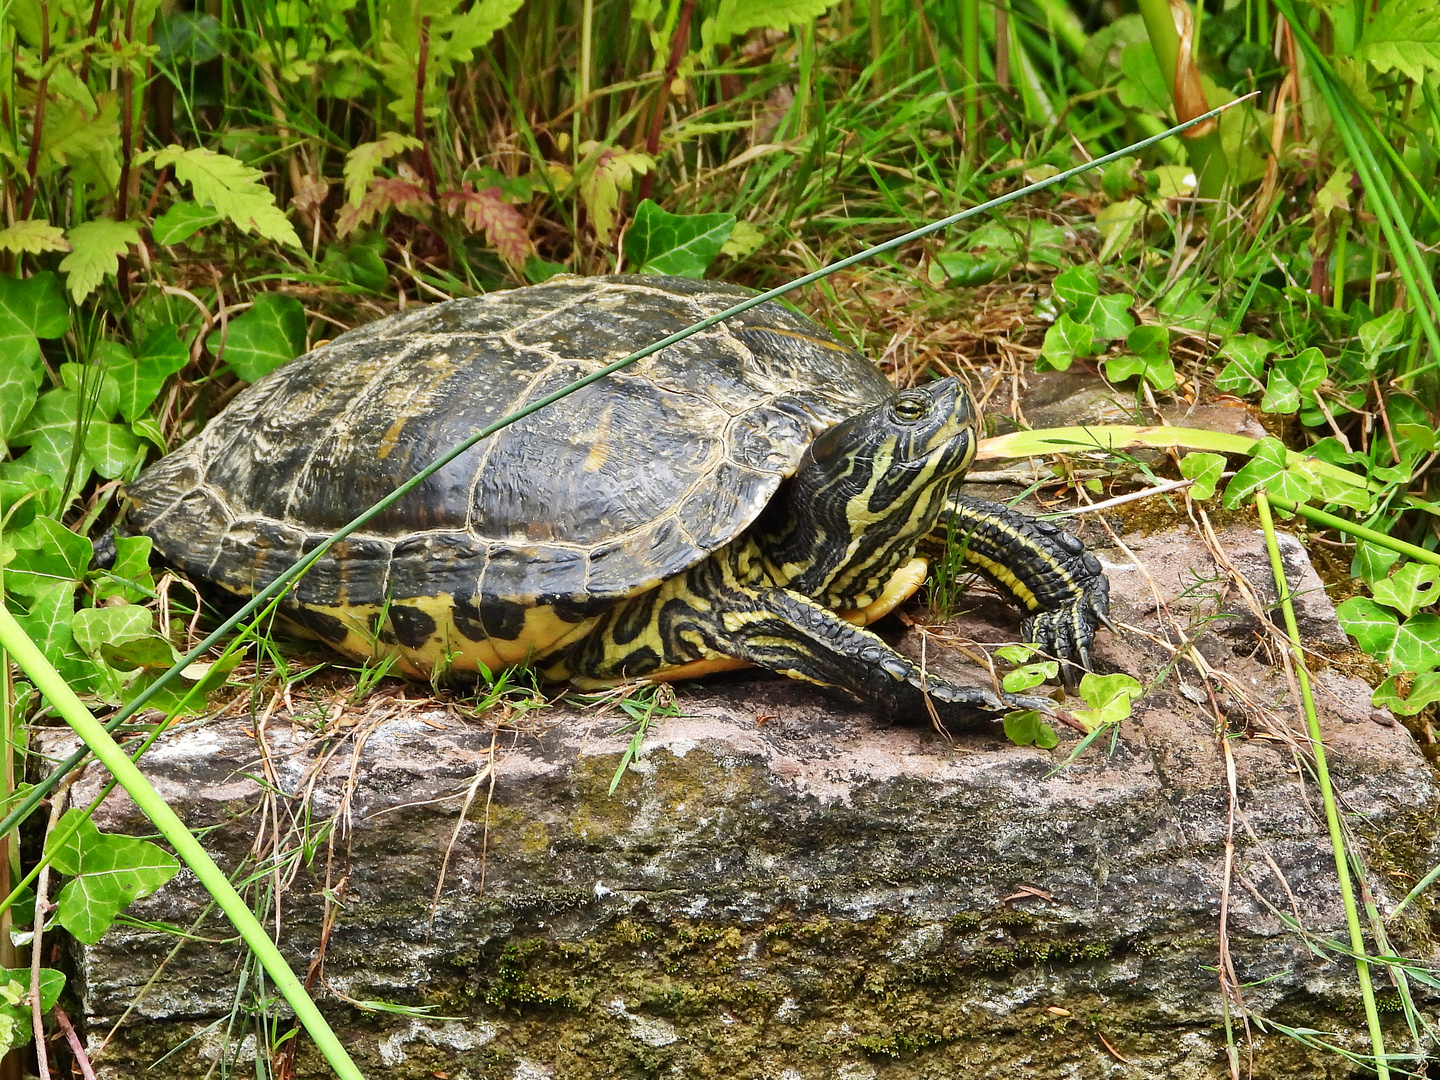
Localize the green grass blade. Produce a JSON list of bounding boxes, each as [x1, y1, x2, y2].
[[0, 606, 365, 1080]]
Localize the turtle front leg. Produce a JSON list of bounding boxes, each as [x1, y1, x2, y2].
[[922, 494, 1113, 677], [713, 586, 1053, 720]]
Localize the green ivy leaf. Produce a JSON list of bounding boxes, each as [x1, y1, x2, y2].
[[1358, 308, 1406, 369], [1222, 436, 1317, 508], [9, 388, 90, 491], [1087, 292, 1136, 340], [99, 325, 190, 424], [71, 605, 154, 657], [58, 362, 121, 421], [1262, 347, 1326, 414], [1390, 613, 1440, 675], [1071, 672, 1142, 730], [46, 810, 179, 945], [59, 220, 140, 303], [1050, 265, 1099, 321], [1214, 334, 1273, 395], [1105, 323, 1174, 388], [623, 200, 735, 278], [1040, 313, 1094, 371], [1370, 563, 1440, 619], [1336, 596, 1401, 657], [1353, 539, 1402, 585], [1003, 709, 1060, 749], [0, 272, 67, 442], [207, 293, 307, 381], [16, 580, 89, 687], [1373, 672, 1440, 716], [0, 968, 63, 1053], [1179, 451, 1225, 500], [320, 241, 390, 292]]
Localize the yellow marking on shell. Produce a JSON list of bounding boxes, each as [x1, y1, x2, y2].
[[582, 405, 615, 472], [286, 594, 597, 680], [375, 416, 408, 461], [839, 557, 929, 626]]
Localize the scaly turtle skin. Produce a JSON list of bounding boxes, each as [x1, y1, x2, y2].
[[123, 275, 1110, 721]]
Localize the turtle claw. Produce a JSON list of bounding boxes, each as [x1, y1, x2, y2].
[[1022, 580, 1113, 690]]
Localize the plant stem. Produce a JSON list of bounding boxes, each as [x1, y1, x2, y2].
[[637, 0, 696, 203], [0, 606, 366, 1080], [960, 0, 980, 151], [1254, 493, 1390, 1080]]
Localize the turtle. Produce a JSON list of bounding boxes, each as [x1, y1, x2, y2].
[[122, 275, 1112, 722]]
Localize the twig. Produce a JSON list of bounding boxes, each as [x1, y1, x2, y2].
[[19, 1, 51, 221], [636, 0, 697, 203], [52, 1007, 97, 1080], [412, 16, 442, 206], [31, 782, 72, 1080]]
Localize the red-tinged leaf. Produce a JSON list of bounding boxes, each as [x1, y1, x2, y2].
[[441, 182, 532, 266], [334, 175, 434, 238]]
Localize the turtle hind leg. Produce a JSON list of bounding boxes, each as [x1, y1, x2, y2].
[[716, 585, 1051, 722]]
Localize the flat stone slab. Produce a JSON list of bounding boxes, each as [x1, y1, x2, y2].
[[55, 523, 1440, 1079]]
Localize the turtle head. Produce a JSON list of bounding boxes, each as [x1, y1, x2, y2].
[[756, 378, 978, 603]]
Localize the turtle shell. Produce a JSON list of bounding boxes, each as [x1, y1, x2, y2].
[[123, 275, 895, 668]]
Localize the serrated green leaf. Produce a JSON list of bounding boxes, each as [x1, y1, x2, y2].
[[152, 202, 223, 245], [47, 809, 179, 945], [1179, 452, 1225, 500], [1357, 0, 1440, 80], [704, 0, 840, 44], [0, 219, 70, 256], [342, 132, 423, 205], [1002, 709, 1060, 748], [59, 220, 139, 302], [152, 145, 301, 249], [623, 200, 735, 278], [1371, 563, 1440, 619], [1336, 596, 1401, 657], [1040, 313, 1094, 370], [207, 293, 307, 382]]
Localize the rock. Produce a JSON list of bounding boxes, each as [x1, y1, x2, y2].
[[55, 525, 1439, 1079]]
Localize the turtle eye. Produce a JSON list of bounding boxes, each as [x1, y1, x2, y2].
[[892, 397, 929, 422]]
